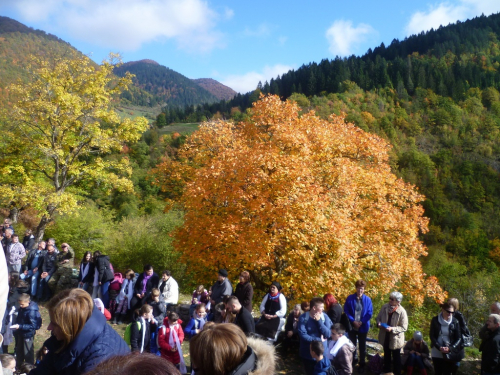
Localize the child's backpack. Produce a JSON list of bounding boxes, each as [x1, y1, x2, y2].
[[34, 309, 43, 330], [123, 321, 141, 345], [109, 272, 123, 291], [367, 353, 384, 375]]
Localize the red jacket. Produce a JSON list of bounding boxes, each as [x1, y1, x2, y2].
[[158, 317, 184, 364]]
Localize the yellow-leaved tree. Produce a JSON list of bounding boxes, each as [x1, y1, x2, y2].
[[153, 95, 446, 304], [0, 54, 148, 241]]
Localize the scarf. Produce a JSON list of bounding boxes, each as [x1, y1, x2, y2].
[[388, 304, 399, 314], [81, 262, 90, 281], [139, 317, 147, 353], [141, 273, 152, 294], [329, 334, 351, 358], [94, 298, 105, 314], [168, 323, 187, 374], [268, 292, 280, 301], [193, 313, 206, 330]]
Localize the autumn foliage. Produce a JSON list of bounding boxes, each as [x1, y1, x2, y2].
[[154, 95, 445, 304]]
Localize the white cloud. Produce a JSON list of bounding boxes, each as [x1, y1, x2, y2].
[[325, 20, 376, 56], [278, 36, 288, 46], [0, 0, 226, 53], [221, 64, 294, 94], [244, 23, 273, 37], [405, 0, 500, 35], [224, 7, 234, 20]]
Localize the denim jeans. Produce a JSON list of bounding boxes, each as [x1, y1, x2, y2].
[[26, 269, 40, 296], [406, 352, 425, 369], [37, 275, 52, 301]]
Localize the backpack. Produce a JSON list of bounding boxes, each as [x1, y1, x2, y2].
[[34, 309, 42, 330], [109, 272, 123, 291], [368, 353, 384, 375], [123, 321, 141, 345]]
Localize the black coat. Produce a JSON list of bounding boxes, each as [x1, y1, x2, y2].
[[429, 315, 464, 361], [25, 248, 45, 271], [133, 272, 160, 299], [94, 255, 114, 284], [41, 251, 58, 275], [326, 303, 343, 325], [234, 282, 254, 313], [235, 307, 255, 335], [130, 318, 151, 353], [284, 312, 300, 333], [481, 327, 500, 373], [23, 235, 36, 251], [78, 262, 95, 284]]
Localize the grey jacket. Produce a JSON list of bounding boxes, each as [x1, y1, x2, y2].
[[211, 278, 233, 304]]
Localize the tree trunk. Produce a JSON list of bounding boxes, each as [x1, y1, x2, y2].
[[34, 216, 51, 244], [9, 207, 19, 223]]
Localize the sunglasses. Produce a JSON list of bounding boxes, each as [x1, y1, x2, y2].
[[443, 309, 454, 314], [389, 298, 397, 301]]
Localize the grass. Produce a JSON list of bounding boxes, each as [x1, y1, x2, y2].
[[159, 123, 200, 135]]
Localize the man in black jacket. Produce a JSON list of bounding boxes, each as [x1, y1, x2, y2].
[[23, 241, 46, 297], [130, 265, 159, 315], [37, 245, 57, 302], [227, 296, 255, 335], [480, 314, 500, 375]]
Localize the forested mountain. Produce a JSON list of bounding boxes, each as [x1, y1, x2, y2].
[[192, 78, 236, 100], [114, 60, 220, 108], [159, 12, 500, 318]]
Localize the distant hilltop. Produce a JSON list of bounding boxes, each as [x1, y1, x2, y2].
[[122, 59, 160, 66], [192, 78, 236, 101]]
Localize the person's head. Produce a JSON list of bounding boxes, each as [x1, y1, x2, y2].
[[293, 304, 301, 316], [225, 296, 241, 313], [190, 323, 248, 375], [217, 269, 228, 282], [38, 241, 46, 250], [139, 304, 153, 319], [168, 312, 179, 324], [195, 303, 207, 318], [491, 302, 500, 315], [18, 293, 31, 309], [83, 353, 181, 375], [18, 362, 36, 374], [355, 280, 366, 297], [46, 289, 93, 352], [25, 229, 32, 236], [301, 301, 310, 312], [413, 331, 423, 344], [36, 345, 49, 359], [93, 250, 101, 259], [3, 218, 11, 227], [389, 291, 403, 306], [125, 269, 135, 279], [487, 314, 500, 331], [440, 302, 455, 320], [323, 293, 337, 310], [47, 244, 55, 254], [239, 271, 250, 284], [151, 288, 160, 300], [12, 234, 19, 243], [330, 323, 346, 341], [309, 297, 325, 315], [82, 251, 92, 263], [144, 264, 153, 276], [196, 285, 205, 294], [61, 243, 69, 252], [4, 228, 13, 238], [448, 298, 459, 311], [269, 281, 282, 295], [0, 354, 16, 370], [309, 340, 324, 360], [161, 270, 171, 281], [48, 238, 56, 246]]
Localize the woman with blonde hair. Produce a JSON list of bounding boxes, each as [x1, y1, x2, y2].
[[30, 288, 129, 375], [190, 323, 276, 375]]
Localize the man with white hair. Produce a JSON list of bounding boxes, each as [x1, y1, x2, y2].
[[480, 302, 500, 341], [480, 314, 500, 375]]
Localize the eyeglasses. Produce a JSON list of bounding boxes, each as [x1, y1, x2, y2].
[[443, 309, 454, 314], [389, 298, 397, 301]]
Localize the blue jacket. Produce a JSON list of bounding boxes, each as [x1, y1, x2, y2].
[[343, 293, 373, 333], [314, 357, 331, 375], [15, 301, 39, 339], [298, 312, 332, 360], [30, 307, 130, 375]]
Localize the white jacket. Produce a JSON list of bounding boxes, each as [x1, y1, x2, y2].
[[118, 278, 135, 309], [159, 277, 179, 305]]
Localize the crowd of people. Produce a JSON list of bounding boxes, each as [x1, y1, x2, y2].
[[1, 219, 500, 375]]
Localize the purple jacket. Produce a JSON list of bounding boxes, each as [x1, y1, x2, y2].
[[343, 293, 373, 333]]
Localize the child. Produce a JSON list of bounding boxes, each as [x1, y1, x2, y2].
[[114, 269, 135, 325], [35, 346, 48, 365], [130, 304, 156, 354], [0, 354, 16, 371], [94, 298, 111, 320], [18, 363, 36, 375], [189, 285, 209, 317], [10, 293, 40, 366], [327, 323, 355, 375], [148, 288, 166, 323], [158, 312, 185, 372], [185, 303, 207, 338], [402, 331, 431, 375], [310, 340, 331, 375]]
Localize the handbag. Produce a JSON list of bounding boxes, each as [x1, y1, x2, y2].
[[462, 332, 474, 347]]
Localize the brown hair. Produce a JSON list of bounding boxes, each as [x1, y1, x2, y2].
[[84, 353, 181, 375], [355, 279, 366, 288], [151, 288, 160, 297], [196, 284, 205, 293], [125, 269, 135, 279], [190, 324, 247, 375], [440, 302, 454, 311], [18, 293, 31, 303], [239, 271, 250, 283], [168, 312, 179, 322], [46, 289, 93, 352], [310, 297, 324, 310], [139, 304, 153, 316], [195, 303, 206, 312]]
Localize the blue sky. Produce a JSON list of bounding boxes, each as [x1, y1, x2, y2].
[[1, 0, 499, 93]]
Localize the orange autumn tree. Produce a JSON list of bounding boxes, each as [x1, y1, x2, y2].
[[154, 95, 445, 304]]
